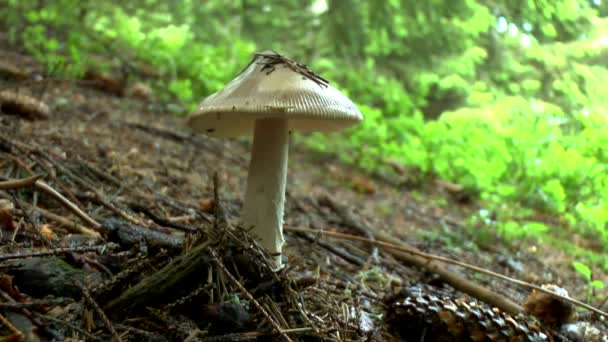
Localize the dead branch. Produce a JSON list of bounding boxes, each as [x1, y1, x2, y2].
[[286, 226, 608, 319], [312, 195, 524, 316]]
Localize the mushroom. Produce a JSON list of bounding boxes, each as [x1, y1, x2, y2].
[[188, 51, 362, 269]]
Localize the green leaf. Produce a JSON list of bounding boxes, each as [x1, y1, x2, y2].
[[591, 280, 605, 289], [572, 261, 592, 281]]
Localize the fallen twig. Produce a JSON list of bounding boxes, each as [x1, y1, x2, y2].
[[0, 189, 99, 237], [34, 179, 102, 229], [316, 195, 523, 315], [0, 311, 25, 341], [318, 196, 380, 263], [198, 328, 316, 342], [14, 204, 100, 237], [0, 288, 50, 340], [77, 281, 122, 342], [0, 172, 102, 234], [0, 298, 74, 309], [127, 201, 197, 233], [286, 226, 608, 319], [296, 232, 364, 266], [75, 190, 144, 227], [0, 174, 44, 190], [0, 244, 115, 262]]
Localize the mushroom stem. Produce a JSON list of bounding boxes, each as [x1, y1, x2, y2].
[[242, 117, 288, 269]]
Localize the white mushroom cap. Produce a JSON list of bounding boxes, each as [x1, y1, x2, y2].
[[188, 51, 362, 137]]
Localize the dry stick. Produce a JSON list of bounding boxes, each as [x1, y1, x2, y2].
[[0, 245, 114, 262], [77, 282, 122, 342], [286, 226, 608, 319], [34, 180, 102, 229], [0, 311, 25, 341], [127, 201, 197, 233], [20, 205, 99, 237], [318, 195, 523, 315], [264, 298, 290, 330], [77, 158, 122, 187], [297, 232, 365, 266], [0, 289, 50, 340], [0, 170, 102, 231], [0, 298, 73, 309], [33, 206, 99, 237], [210, 250, 294, 342], [0, 191, 100, 237], [0, 174, 44, 190], [317, 196, 382, 263], [199, 328, 316, 342], [35, 154, 143, 227], [6, 194, 51, 246], [77, 189, 143, 227], [0, 136, 33, 155], [6, 136, 137, 228]]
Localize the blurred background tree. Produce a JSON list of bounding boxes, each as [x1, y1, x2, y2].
[[2, 0, 608, 264]]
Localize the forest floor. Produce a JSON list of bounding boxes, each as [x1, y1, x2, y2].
[[0, 43, 606, 341]]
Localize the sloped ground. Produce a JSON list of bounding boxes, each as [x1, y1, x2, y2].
[[0, 44, 606, 341]]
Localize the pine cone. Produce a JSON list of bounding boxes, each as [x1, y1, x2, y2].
[[386, 287, 551, 341]]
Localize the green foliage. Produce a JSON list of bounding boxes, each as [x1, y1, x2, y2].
[[573, 261, 605, 303], [4, 0, 608, 268]]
